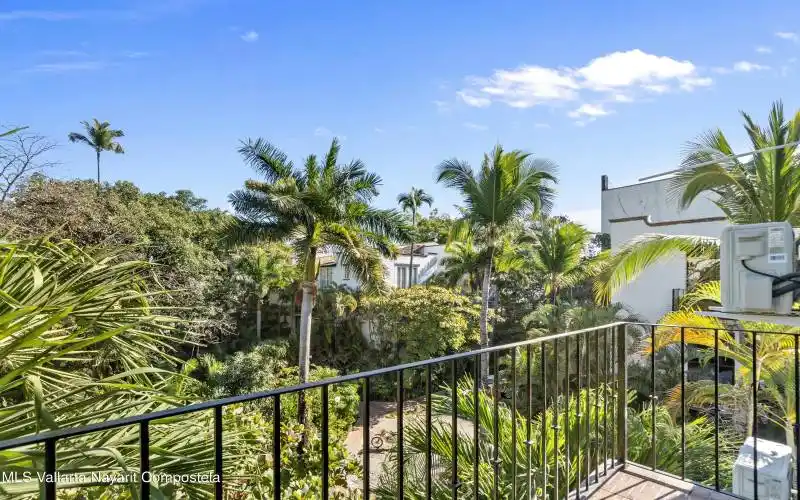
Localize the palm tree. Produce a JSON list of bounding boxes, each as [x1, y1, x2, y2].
[[68, 119, 125, 187], [436, 225, 526, 294], [437, 235, 484, 293], [227, 137, 409, 425], [234, 245, 297, 341], [595, 100, 800, 303], [397, 187, 434, 286], [437, 144, 557, 380], [528, 216, 601, 304]]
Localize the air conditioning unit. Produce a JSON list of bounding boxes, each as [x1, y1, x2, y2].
[[720, 222, 796, 314], [732, 437, 792, 500]]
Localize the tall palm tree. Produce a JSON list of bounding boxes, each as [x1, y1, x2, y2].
[[528, 216, 601, 304], [437, 144, 557, 380], [234, 245, 297, 341], [227, 137, 409, 424], [68, 119, 125, 187], [397, 187, 433, 286], [595, 100, 800, 303]]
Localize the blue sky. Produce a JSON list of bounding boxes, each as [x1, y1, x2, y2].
[[2, 0, 799, 230]]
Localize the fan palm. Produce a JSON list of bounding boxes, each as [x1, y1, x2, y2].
[[437, 145, 557, 380], [68, 119, 125, 187], [234, 244, 297, 341], [227, 137, 409, 425], [594, 100, 800, 303], [397, 187, 434, 286]]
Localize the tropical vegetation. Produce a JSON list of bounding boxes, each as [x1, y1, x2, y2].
[[3, 100, 789, 497]]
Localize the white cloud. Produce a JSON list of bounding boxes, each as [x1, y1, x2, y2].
[[26, 61, 105, 73], [433, 100, 450, 112], [577, 49, 697, 91], [456, 49, 712, 119], [463, 122, 487, 131], [776, 32, 799, 42], [678, 76, 713, 91], [314, 127, 345, 140], [642, 83, 670, 94], [457, 91, 491, 108], [314, 126, 332, 137], [756, 46, 772, 54], [374, 127, 385, 134], [472, 65, 579, 108], [241, 30, 259, 43], [0, 10, 82, 21], [37, 49, 88, 57], [568, 103, 609, 118], [534, 123, 550, 129], [733, 61, 770, 72], [124, 51, 149, 59]]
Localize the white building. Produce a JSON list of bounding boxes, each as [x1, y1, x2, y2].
[[318, 243, 448, 290], [600, 175, 727, 322]]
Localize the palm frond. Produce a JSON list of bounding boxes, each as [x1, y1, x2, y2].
[[593, 234, 719, 304], [237, 138, 295, 182]]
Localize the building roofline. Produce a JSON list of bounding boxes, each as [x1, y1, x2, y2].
[[608, 215, 726, 227]]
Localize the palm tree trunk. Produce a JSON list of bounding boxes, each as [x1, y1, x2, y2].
[[256, 296, 262, 342], [298, 282, 314, 385], [408, 210, 416, 287], [297, 249, 317, 446], [480, 260, 492, 384], [96, 150, 101, 189]]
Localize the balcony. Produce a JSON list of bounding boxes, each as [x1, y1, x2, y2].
[[0, 322, 790, 499]]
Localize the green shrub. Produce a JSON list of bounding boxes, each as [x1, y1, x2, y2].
[[362, 286, 481, 364], [200, 340, 360, 439]]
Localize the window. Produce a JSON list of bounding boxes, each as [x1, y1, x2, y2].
[[319, 266, 334, 288], [395, 265, 418, 288]]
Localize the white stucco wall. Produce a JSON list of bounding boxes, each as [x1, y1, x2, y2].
[[321, 244, 448, 290], [601, 177, 727, 322]]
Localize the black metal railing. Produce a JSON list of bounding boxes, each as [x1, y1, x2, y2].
[[0, 323, 628, 499], [631, 323, 800, 500], [2, 322, 797, 499]]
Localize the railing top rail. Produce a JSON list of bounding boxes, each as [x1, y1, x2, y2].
[[0, 322, 626, 451], [629, 321, 800, 336]]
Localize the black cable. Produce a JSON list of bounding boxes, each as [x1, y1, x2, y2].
[[741, 259, 782, 280], [741, 259, 800, 298]]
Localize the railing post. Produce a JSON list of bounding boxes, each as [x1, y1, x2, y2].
[[615, 324, 627, 467]]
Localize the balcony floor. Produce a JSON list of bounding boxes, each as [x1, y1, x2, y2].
[[588, 464, 735, 500]]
